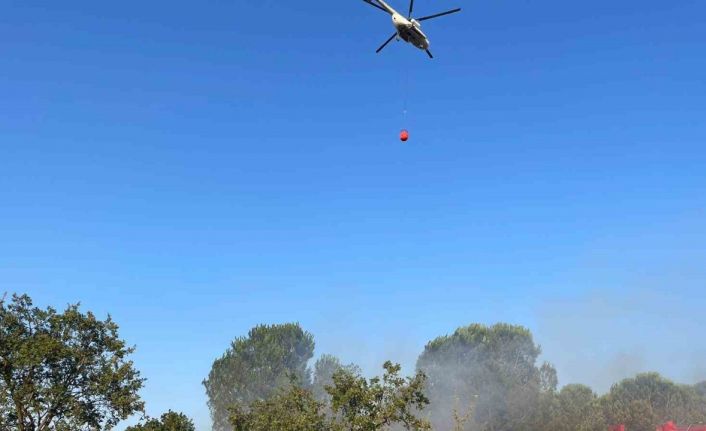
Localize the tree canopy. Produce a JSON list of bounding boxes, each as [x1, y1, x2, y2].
[[230, 361, 430, 431], [695, 381, 706, 398], [328, 361, 431, 431], [230, 382, 332, 431], [602, 372, 706, 431], [126, 411, 196, 431], [0, 293, 145, 431], [416, 323, 557, 431], [312, 354, 361, 404], [203, 323, 315, 431], [546, 384, 606, 431]]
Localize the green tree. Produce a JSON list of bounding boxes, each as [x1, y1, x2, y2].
[[229, 382, 332, 431], [203, 323, 315, 431], [126, 411, 196, 431], [327, 361, 431, 431], [601, 372, 706, 431], [0, 293, 145, 431], [228, 361, 430, 431], [312, 354, 361, 404], [416, 323, 557, 431], [547, 384, 606, 431]]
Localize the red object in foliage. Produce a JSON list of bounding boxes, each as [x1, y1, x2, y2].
[[612, 422, 706, 431], [656, 422, 706, 431], [400, 129, 409, 142]]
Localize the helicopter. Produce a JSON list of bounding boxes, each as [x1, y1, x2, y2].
[[361, 0, 461, 58]]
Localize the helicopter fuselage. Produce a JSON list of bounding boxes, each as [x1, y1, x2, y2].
[[375, 0, 430, 50], [364, 0, 460, 58], [391, 13, 429, 50]]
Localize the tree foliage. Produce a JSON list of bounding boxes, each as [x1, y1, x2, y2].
[[601, 372, 706, 431], [312, 354, 361, 404], [416, 323, 556, 431], [229, 362, 430, 431], [203, 323, 315, 431], [0, 293, 145, 431], [327, 361, 431, 431], [230, 382, 332, 431], [695, 381, 706, 398], [546, 384, 606, 431], [126, 410, 196, 431]]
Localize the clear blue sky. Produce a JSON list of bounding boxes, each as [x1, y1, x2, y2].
[[2, 0, 706, 429]]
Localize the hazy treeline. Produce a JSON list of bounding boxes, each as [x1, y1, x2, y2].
[[2, 292, 705, 431], [204, 322, 706, 431]]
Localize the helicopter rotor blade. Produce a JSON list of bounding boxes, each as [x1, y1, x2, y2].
[[376, 32, 398, 53], [417, 8, 461, 21], [408, 0, 414, 17], [425, 49, 434, 58], [362, 0, 391, 14]]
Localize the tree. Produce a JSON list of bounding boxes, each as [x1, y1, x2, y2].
[[229, 382, 333, 431], [601, 372, 706, 431], [228, 361, 430, 431], [126, 411, 196, 431], [312, 354, 361, 404], [539, 362, 559, 394], [0, 293, 145, 431], [203, 323, 315, 431], [327, 361, 431, 431], [695, 381, 706, 398], [416, 323, 557, 431], [547, 384, 606, 431]]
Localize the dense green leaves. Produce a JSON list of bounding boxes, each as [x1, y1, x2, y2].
[[312, 354, 361, 404], [229, 362, 431, 431], [0, 293, 145, 431], [203, 323, 315, 431], [230, 383, 332, 431], [126, 410, 196, 431], [327, 361, 431, 431]]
